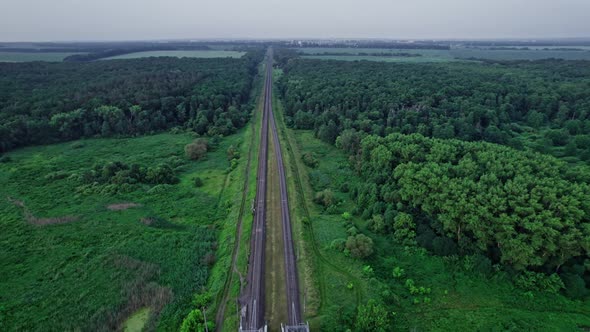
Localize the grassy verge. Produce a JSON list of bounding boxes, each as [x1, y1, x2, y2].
[[212, 62, 267, 332], [210, 63, 265, 331]]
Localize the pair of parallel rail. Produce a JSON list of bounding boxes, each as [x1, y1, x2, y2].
[[239, 49, 308, 332]]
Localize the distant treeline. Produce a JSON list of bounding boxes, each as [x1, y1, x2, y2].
[[304, 51, 422, 57], [63, 45, 212, 62], [458, 40, 590, 47], [0, 50, 265, 152], [0, 41, 214, 54], [289, 41, 450, 50], [467, 46, 588, 52]]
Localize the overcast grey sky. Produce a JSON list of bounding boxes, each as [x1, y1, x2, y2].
[[1, 0, 589, 42]]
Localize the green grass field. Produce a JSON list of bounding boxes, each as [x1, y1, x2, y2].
[[0, 130, 248, 331], [0, 52, 85, 62], [103, 50, 245, 60], [296, 47, 590, 62]]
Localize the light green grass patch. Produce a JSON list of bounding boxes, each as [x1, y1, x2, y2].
[[123, 307, 150, 332]]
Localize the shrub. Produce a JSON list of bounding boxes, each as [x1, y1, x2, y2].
[[432, 237, 458, 256], [330, 238, 346, 251], [362, 265, 374, 277], [514, 271, 564, 294], [313, 189, 338, 208], [393, 212, 416, 244], [561, 273, 589, 299], [339, 182, 350, 193], [472, 254, 492, 276], [355, 300, 392, 332], [81, 161, 177, 186], [227, 145, 240, 161], [185, 138, 208, 160], [179, 309, 214, 332], [341, 212, 352, 220], [70, 142, 85, 149], [302, 152, 319, 168], [145, 164, 178, 184], [345, 234, 374, 258], [369, 214, 385, 233], [346, 226, 358, 236], [392, 266, 405, 278], [309, 169, 331, 191], [194, 177, 204, 187]]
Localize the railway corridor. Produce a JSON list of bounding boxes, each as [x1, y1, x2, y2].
[[239, 48, 307, 332]]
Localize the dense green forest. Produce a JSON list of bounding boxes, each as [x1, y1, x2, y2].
[[277, 58, 590, 164], [354, 134, 590, 294], [0, 50, 264, 152], [276, 55, 590, 297]]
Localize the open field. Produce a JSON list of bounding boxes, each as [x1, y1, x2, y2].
[[103, 50, 245, 60], [296, 46, 590, 61], [0, 52, 85, 62], [0, 130, 247, 330]]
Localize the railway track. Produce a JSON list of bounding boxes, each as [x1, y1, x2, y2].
[[240, 51, 271, 331], [268, 84, 302, 327], [240, 48, 306, 332]]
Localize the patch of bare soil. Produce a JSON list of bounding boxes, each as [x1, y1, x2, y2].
[[7, 196, 79, 226], [107, 203, 141, 211]]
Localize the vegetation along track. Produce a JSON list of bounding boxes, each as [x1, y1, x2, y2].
[[214, 68, 262, 331], [272, 79, 364, 310]]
